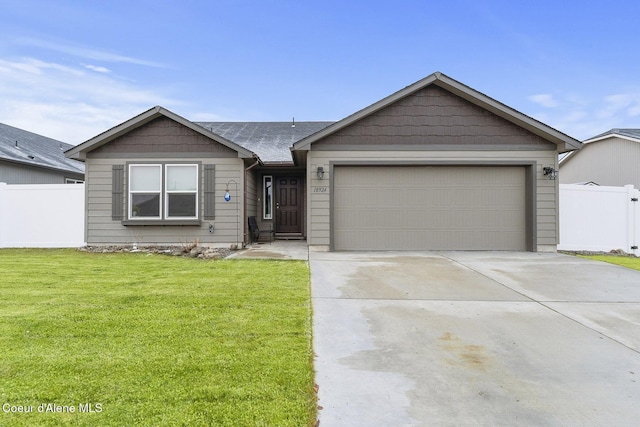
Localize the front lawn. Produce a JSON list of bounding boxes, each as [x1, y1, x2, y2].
[[0, 249, 315, 426], [580, 254, 640, 271]]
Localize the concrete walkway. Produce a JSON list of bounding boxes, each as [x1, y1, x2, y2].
[[227, 240, 309, 260], [311, 251, 640, 426]]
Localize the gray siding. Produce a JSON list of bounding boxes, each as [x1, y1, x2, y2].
[[246, 167, 258, 219], [89, 117, 238, 157], [560, 138, 640, 188], [84, 118, 247, 247], [0, 160, 84, 184], [86, 157, 244, 246], [307, 150, 558, 251], [305, 84, 560, 251], [313, 85, 556, 150]]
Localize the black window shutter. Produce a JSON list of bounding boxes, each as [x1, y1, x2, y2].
[[203, 164, 215, 220], [112, 165, 124, 220]]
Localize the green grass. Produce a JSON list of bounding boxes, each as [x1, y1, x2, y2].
[[0, 249, 316, 426], [580, 254, 640, 271]]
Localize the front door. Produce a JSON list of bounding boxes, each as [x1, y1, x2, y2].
[[275, 176, 302, 234]]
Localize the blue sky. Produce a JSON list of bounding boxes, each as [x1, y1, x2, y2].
[[1, 0, 639, 144]]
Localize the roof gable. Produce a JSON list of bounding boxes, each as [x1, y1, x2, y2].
[[65, 106, 255, 161], [88, 116, 245, 157], [293, 72, 581, 153], [309, 84, 555, 150]]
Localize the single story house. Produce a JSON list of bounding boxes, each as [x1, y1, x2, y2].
[[559, 129, 640, 188], [66, 72, 581, 251], [1, 122, 85, 184]]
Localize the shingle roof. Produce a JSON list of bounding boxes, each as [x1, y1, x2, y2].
[[588, 128, 640, 141], [196, 122, 333, 163], [0, 122, 85, 174]]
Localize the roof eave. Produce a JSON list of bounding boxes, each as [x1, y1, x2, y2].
[[583, 133, 640, 145], [1, 157, 85, 175]]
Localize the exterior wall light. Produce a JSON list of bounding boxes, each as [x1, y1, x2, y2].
[[543, 167, 558, 180], [316, 166, 324, 180]]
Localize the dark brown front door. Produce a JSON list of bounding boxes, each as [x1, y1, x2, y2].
[[275, 176, 302, 233]]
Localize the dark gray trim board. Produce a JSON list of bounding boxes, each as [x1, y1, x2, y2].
[[309, 144, 556, 152]]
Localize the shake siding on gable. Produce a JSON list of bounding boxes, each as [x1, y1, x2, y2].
[[84, 118, 245, 246], [313, 86, 554, 149], [89, 117, 238, 157]]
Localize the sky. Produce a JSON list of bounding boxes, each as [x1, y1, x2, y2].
[[1, 0, 639, 145]]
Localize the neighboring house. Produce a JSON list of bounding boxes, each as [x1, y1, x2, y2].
[[559, 129, 640, 188], [66, 72, 581, 251], [0, 122, 85, 184]]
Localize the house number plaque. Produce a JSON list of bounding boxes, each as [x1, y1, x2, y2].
[[312, 187, 328, 193]]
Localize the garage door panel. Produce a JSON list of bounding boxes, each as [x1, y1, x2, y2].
[[333, 166, 526, 250]]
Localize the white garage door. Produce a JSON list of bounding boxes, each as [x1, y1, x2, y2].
[[333, 165, 526, 250]]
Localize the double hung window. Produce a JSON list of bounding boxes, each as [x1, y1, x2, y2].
[[128, 164, 198, 220]]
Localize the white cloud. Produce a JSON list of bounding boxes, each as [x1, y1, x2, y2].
[[0, 57, 178, 144], [598, 92, 640, 119], [85, 64, 111, 73], [528, 93, 558, 108], [16, 36, 166, 68], [525, 89, 640, 141]]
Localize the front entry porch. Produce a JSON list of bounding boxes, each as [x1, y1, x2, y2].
[[251, 171, 305, 243], [274, 176, 303, 238]]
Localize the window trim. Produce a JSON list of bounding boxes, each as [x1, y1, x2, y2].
[[124, 162, 201, 225], [128, 164, 162, 220], [263, 175, 273, 220], [164, 164, 199, 220]]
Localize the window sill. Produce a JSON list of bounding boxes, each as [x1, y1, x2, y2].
[[121, 220, 201, 226]]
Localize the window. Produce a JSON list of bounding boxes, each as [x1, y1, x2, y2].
[[165, 165, 198, 218], [65, 178, 84, 184], [129, 164, 161, 218], [128, 163, 198, 221], [263, 175, 273, 219]]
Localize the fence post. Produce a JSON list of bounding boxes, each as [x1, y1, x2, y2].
[[629, 185, 640, 257]]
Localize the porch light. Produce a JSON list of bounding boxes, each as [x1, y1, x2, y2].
[[543, 167, 558, 180], [316, 166, 324, 180]]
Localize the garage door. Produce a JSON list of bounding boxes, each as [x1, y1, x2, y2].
[[333, 166, 526, 251]]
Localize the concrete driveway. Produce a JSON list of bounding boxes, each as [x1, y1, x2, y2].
[[311, 251, 640, 426]]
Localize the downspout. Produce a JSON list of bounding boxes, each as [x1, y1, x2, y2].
[[243, 156, 261, 247]]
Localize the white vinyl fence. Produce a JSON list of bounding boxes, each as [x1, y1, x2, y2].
[[0, 183, 85, 248], [559, 184, 639, 256]]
